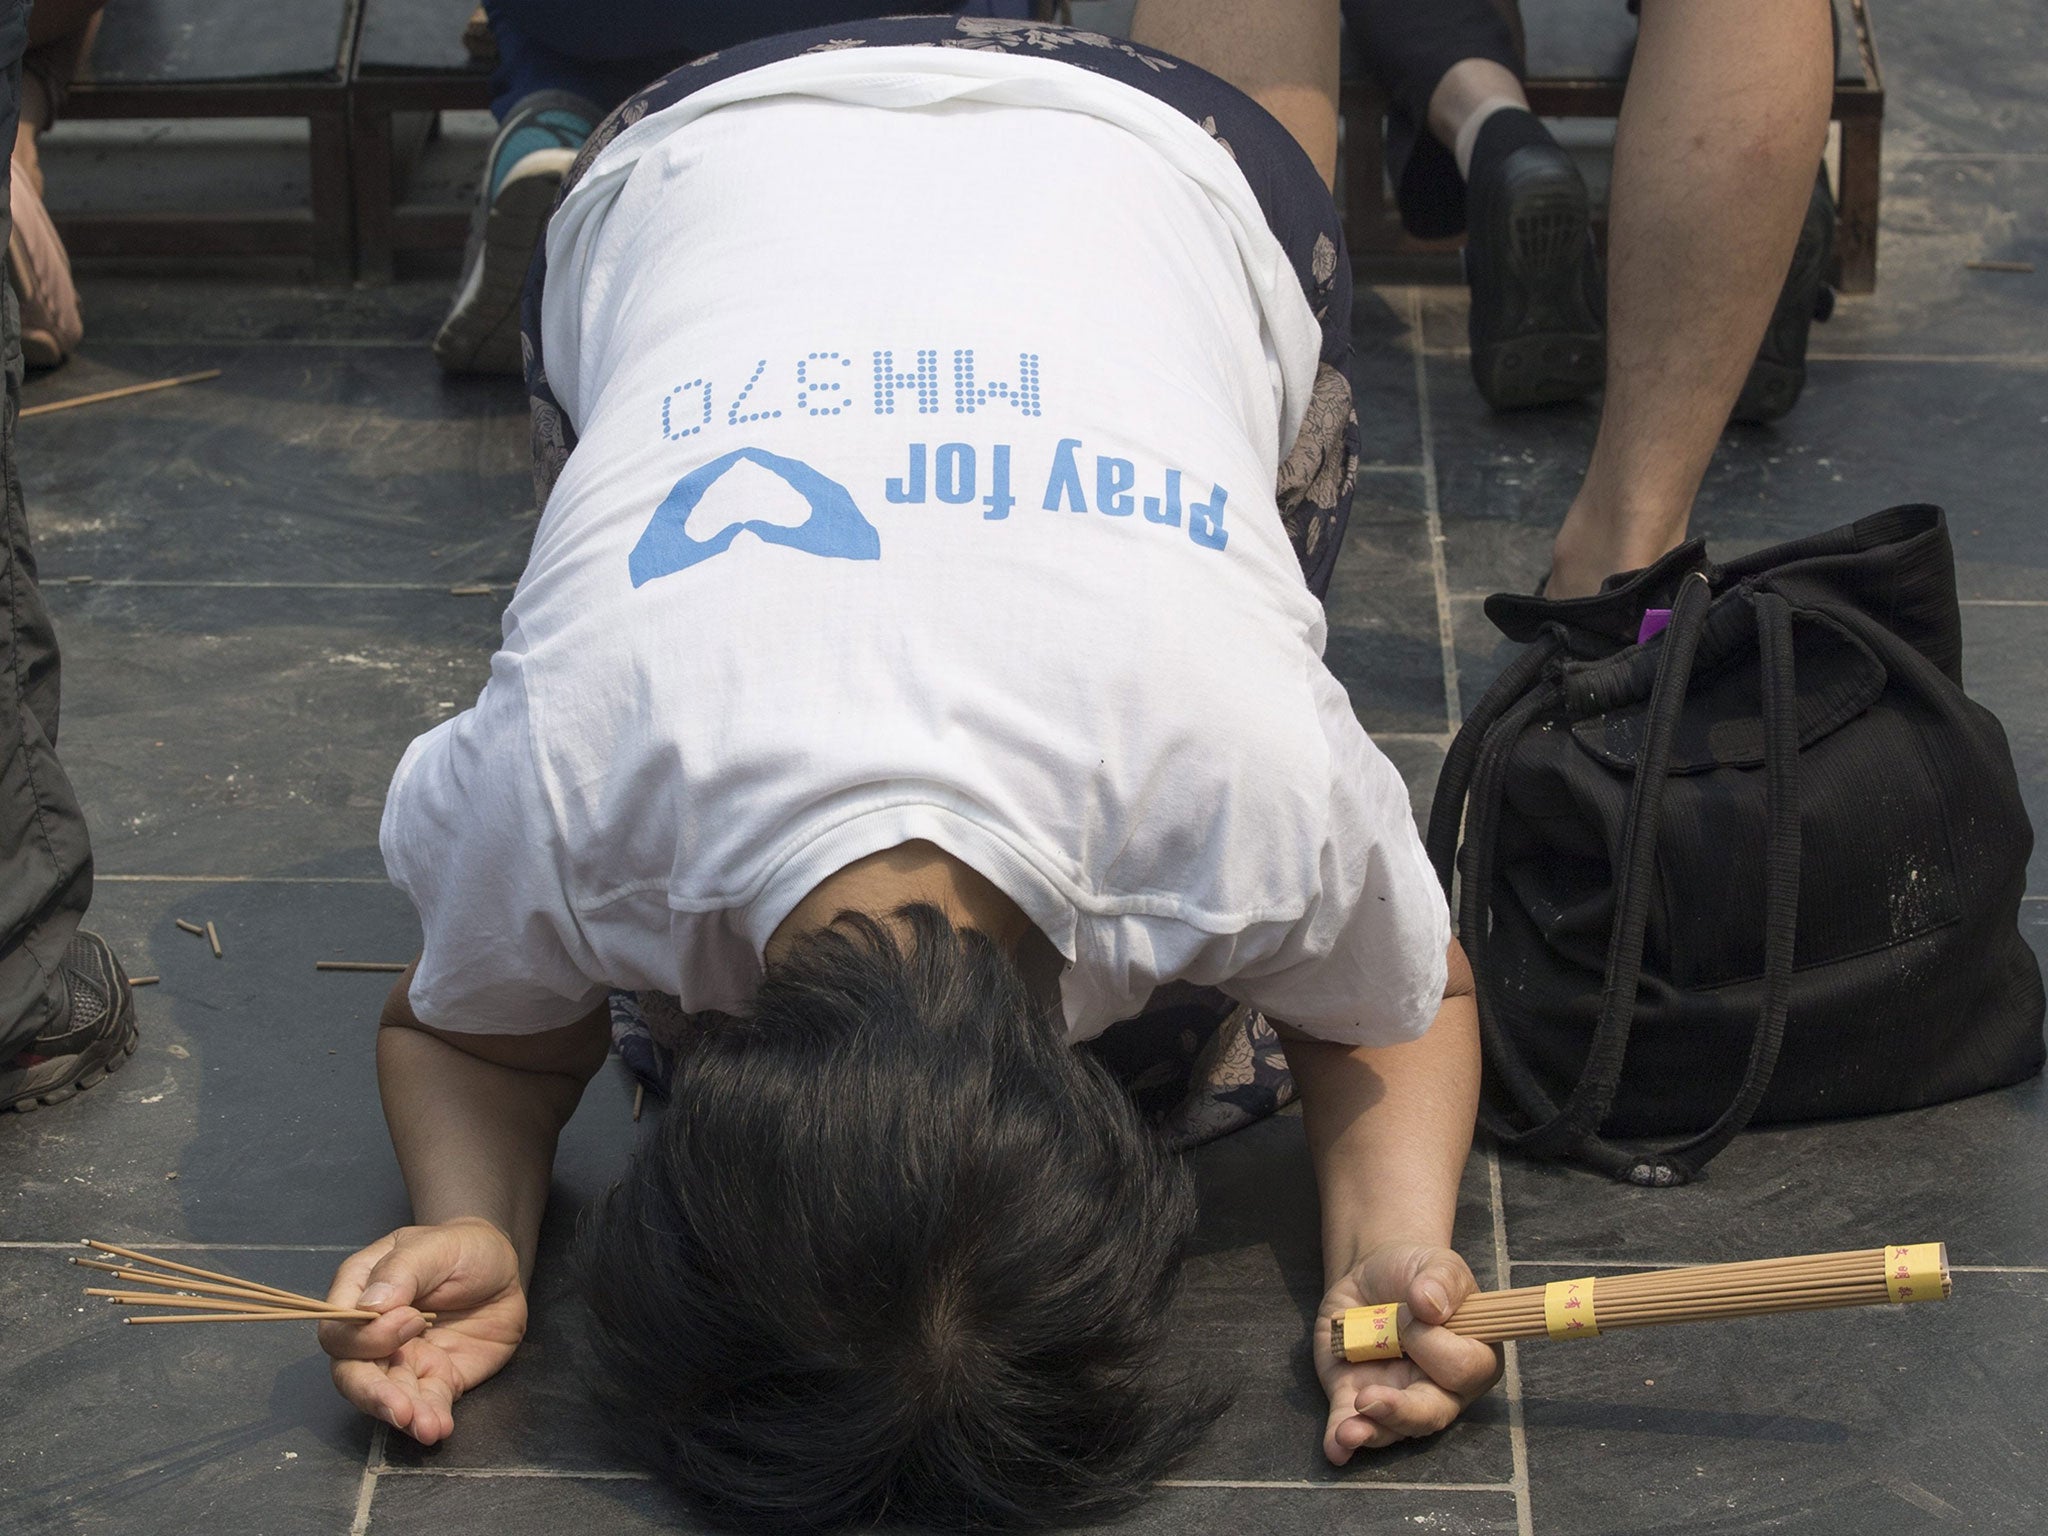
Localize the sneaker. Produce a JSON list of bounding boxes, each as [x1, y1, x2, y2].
[[2, 931, 139, 1113], [1731, 166, 1835, 424], [432, 91, 599, 376], [1464, 133, 1606, 412]]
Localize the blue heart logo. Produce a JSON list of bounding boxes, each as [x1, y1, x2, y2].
[[628, 447, 880, 587]]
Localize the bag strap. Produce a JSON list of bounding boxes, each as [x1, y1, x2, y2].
[[1604, 588, 1803, 1184], [1425, 627, 1564, 898], [1461, 572, 1716, 1158], [1459, 683, 1575, 1147]]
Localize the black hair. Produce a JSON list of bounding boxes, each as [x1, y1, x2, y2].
[[578, 904, 1227, 1531]]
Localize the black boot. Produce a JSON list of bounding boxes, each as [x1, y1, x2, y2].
[[1463, 109, 1606, 412], [1731, 165, 1836, 424]]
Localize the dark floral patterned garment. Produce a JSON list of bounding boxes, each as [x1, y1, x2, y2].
[[534, 16, 1363, 1145]]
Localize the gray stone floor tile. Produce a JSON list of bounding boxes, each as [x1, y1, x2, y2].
[[1097, 1484, 1521, 1534], [71, 272, 457, 346], [376, 1172, 644, 1476], [1446, 589, 1522, 728], [22, 344, 532, 588], [1376, 731, 1448, 835], [1514, 1266, 2047, 1535], [384, 1108, 1512, 1487], [1325, 513, 1450, 736], [1878, 3, 2048, 157], [1352, 284, 1424, 470], [364, 1473, 1521, 1535], [40, 584, 503, 879], [1422, 356, 1597, 598], [1348, 462, 1430, 526], [1495, 1074, 2047, 1269], [365, 1473, 693, 1535], [0, 878, 639, 1247], [1427, 356, 2048, 604], [2, 1246, 377, 1536], [1960, 604, 2048, 891], [1820, 157, 2047, 359], [1178, 1114, 1512, 1486]]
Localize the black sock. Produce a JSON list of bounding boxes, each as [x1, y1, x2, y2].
[[1465, 107, 1556, 183]]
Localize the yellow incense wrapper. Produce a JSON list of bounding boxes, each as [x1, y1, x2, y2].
[[1338, 1303, 1402, 1362], [1544, 1276, 1599, 1339], [1884, 1243, 1948, 1304]]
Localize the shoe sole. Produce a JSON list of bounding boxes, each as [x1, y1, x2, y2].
[[432, 153, 574, 377], [1470, 163, 1605, 412], [4, 999, 139, 1113]]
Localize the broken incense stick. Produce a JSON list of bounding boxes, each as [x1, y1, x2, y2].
[[129, 976, 159, 986], [314, 960, 409, 973], [1336, 1243, 1949, 1362], [448, 582, 494, 596], [20, 369, 222, 419], [1965, 259, 2034, 274], [174, 919, 204, 937], [205, 921, 222, 959], [633, 1083, 645, 1122]]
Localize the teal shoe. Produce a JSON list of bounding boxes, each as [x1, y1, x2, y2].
[[433, 90, 601, 376]]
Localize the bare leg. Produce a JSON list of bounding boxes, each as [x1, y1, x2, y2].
[[1547, 0, 1831, 599], [1424, 57, 1528, 162], [1129, 0, 1340, 191]]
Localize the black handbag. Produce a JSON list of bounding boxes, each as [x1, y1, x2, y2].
[[1426, 505, 2045, 1184]]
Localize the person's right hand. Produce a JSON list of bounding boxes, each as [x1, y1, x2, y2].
[[319, 1217, 527, 1445]]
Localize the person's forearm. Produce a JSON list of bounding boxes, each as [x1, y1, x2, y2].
[[1279, 951, 1481, 1288], [375, 1023, 588, 1282]]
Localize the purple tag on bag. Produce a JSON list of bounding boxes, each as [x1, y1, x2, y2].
[[1637, 608, 1672, 646]]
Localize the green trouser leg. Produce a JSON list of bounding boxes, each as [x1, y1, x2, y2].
[[0, 0, 92, 1056]]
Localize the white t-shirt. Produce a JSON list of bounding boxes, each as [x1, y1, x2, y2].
[[381, 48, 1448, 1046]]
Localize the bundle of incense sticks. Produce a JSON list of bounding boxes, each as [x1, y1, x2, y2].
[[71, 1239, 434, 1326], [1337, 1244, 1948, 1363]]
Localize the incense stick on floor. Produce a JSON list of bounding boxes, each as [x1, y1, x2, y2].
[[20, 370, 222, 419]]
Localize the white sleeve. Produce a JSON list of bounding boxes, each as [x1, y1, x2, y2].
[[1225, 669, 1450, 1045], [379, 653, 609, 1035]]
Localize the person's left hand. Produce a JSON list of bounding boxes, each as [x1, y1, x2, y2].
[[1313, 1242, 1503, 1464]]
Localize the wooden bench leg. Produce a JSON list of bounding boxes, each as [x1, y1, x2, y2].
[[1339, 77, 1406, 259], [352, 106, 399, 284], [1835, 114, 1880, 294], [309, 105, 355, 282]]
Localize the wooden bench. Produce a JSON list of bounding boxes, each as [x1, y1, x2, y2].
[[345, 1, 1066, 281], [1341, 0, 1886, 292], [348, 0, 491, 282], [59, 0, 359, 281]]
